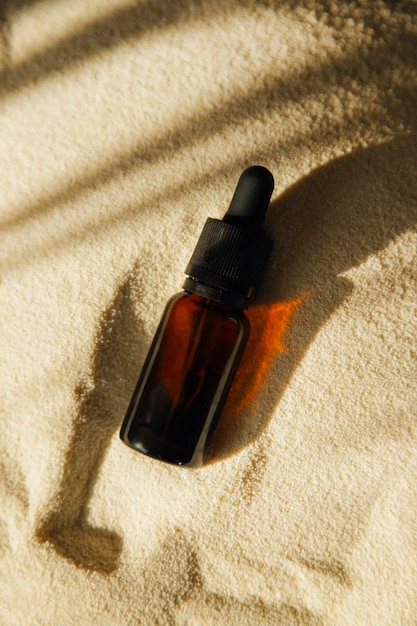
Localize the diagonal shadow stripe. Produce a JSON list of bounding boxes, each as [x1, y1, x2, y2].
[[0, 4, 11, 72], [1, 0, 41, 10]]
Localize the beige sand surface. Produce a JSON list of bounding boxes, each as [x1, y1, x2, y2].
[[1, 1, 417, 624]]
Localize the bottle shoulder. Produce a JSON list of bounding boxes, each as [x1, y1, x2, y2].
[[170, 291, 249, 321], [158, 293, 250, 340]]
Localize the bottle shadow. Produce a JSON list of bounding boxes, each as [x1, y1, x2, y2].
[[211, 134, 417, 462], [35, 134, 417, 573], [36, 267, 147, 573]]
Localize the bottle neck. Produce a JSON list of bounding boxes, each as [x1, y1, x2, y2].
[[183, 277, 250, 309]]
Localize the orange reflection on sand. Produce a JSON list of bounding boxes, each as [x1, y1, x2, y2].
[[226, 296, 304, 415]]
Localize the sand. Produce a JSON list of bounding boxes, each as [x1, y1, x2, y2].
[[1, 1, 417, 624]]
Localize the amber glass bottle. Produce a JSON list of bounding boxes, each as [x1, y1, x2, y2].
[[120, 166, 274, 467]]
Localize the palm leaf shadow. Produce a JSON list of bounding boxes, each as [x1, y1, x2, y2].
[[5, 32, 416, 230], [3, 0, 417, 243], [1, 0, 415, 102]]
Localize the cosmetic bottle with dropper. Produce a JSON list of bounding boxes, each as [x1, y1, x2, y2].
[[120, 166, 274, 467]]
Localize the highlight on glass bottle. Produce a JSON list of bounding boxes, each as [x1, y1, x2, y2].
[[120, 166, 274, 467]]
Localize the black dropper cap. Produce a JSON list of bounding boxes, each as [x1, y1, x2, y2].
[[183, 166, 274, 308]]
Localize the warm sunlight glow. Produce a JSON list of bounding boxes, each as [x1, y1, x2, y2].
[[226, 296, 305, 415]]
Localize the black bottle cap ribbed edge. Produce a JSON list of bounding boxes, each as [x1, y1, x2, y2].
[[183, 166, 274, 308]]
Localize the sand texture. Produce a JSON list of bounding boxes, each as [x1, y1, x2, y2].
[[1, 1, 417, 624]]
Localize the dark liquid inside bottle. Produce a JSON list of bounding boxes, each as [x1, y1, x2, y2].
[[120, 292, 250, 467]]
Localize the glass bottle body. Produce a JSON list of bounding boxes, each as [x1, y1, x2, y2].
[[120, 292, 250, 467]]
